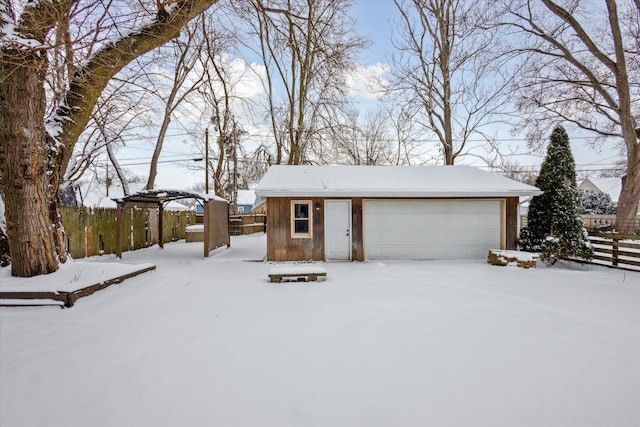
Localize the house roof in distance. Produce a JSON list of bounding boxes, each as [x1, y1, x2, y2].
[[578, 177, 622, 203], [255, 165, 542, 198], [112, 189, 226, 207]]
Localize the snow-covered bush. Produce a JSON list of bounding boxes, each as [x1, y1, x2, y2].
[[540, 228, 593, 266], [579, 189, 616, 214]]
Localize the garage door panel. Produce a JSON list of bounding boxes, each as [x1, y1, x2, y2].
[[364, 200, 501, 259]]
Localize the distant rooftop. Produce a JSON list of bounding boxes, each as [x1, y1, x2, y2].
[[579, 177, 622, 203]]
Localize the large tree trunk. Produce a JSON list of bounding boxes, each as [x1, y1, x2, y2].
[[617, 144, 640, 234], [605, 0, 640, 234], [1, 0, 218, 277], [0, 48, 59, 276]]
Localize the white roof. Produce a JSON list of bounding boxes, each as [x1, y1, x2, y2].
[[164, 201, 192, 211], [236, 189, 256, 206], [255, 165, 542, 198], [578, 177, 622, 203]]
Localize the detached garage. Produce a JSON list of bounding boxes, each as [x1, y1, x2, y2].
[[254, 165, 541, 262]]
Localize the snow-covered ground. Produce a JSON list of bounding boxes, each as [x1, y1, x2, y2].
[[1, 234, 639, 427]]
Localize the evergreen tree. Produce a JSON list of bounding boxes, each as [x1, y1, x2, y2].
[[579, 189, 616, 214], [518, 126, 593, 264]]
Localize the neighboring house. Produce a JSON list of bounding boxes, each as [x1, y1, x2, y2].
[[254, 165, 541, 262], [77, 181, 147, 208], [578, 177, 622, 207], [235, 190, 256, 213]]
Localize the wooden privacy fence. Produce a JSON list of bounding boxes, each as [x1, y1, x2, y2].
[[521, 214, 640, 234], [587, 232, 640, 272], [62, 207, 196, 259], [229, 213, 266, 236]]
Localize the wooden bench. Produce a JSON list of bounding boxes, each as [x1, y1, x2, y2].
[[268, 266, 327, 283]]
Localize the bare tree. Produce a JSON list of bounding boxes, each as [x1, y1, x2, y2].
[[67, 76, 153, 195], [145, 19, 206, 190], [185, 7, 253, 201], [240, 0, 366, 165], [0, 0, 219, 277], [330, 107, 400, 165], [498, 0, 639, 232], [390, 0, 516, 165]]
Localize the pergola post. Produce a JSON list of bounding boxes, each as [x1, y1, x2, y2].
[[111, 190, 229, 259], [158, 203, 164, 249]]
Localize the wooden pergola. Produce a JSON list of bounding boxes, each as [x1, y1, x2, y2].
[[113, 190, 230, 258]]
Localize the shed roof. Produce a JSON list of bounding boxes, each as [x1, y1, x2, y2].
[[254, 165, 542, 198]]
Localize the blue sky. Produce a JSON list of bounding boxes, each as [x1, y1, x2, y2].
[[116, 0, 622, 192], [347, 0, 622, 177], [352, 0, 400, 64]]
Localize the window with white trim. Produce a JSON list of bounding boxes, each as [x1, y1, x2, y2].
[[291, 200, 312, 238]]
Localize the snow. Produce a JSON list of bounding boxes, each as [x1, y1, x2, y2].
[[1, 234, 639, 427], [0, 20, 44, 50], [78, 182, 226, 208], [236, 189, 256, 206], [255, 165, 542, 198], [0, 260, 155, 293], [269, 265, 328, 275], [78, 181, 146, 207], [490, 249, 539, 262]]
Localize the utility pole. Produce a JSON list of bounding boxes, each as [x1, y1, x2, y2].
[[105, 154, 110, 197], [205, 128, 209, 195], [232, 119, 238, 213]]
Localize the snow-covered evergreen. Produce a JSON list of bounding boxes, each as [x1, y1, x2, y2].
[[518, 126, 593, 264], [579, 189, 617, 214]]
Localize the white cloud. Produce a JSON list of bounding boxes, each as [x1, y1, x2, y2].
[[228, 58, 267, 100], [344, 62, 391, 100]]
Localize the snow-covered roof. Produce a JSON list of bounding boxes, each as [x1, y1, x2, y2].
[[78, 181, 147, 207], [236, 189, 256, 206], [164, 201, 192, 211], [578, 177, 622, 203], [112, 189, 227, 205], [255, 165, 542, 198]]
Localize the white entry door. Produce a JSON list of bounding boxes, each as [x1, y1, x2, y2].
[[324, 200, 351, 260]]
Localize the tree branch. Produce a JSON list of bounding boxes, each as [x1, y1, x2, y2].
[[53, 0, 219, 178]]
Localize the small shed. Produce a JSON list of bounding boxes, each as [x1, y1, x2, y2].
[[254, 165, 542, 261], [113, 190, 229, 258]]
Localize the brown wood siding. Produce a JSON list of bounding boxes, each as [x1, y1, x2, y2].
[[351, 198, 364, 261], [505, 197, 518, 250], [205, 200, 230, 256], [266, 196, 521, 261], [266, 197, 324, 261]]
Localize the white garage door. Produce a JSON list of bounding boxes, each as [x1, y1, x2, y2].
[[364, 200, 501, 259]]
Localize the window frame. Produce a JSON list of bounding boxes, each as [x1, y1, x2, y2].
[[291, 200, 312, 238]]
